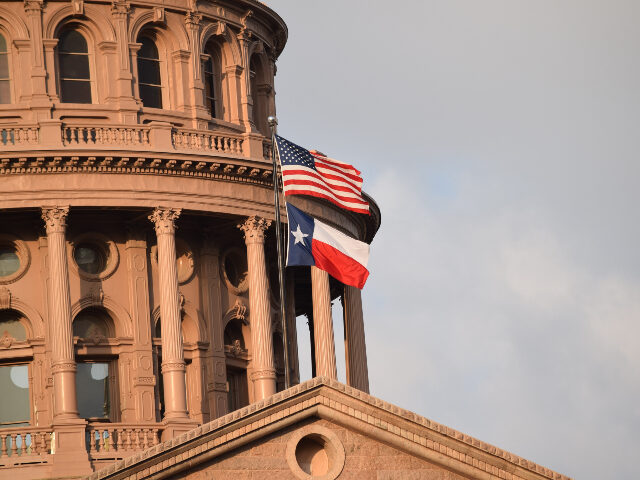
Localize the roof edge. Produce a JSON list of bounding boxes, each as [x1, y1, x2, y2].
[[88, 377, 572, 480]]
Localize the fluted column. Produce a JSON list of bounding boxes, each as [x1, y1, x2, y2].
[[343, 286, 370, 393], [42, 207, 78, 420], [149, 208, 188, 420], [311, 267, 337, 379], [238, 216, 276, 400], [42, 207, 78, 419]]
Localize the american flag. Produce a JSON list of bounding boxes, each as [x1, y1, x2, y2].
[[274, 135, 370, 215]]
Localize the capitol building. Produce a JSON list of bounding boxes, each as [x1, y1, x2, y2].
[[0, 0, 571, 479]]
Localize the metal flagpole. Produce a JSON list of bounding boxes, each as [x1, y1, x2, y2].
[[268, 116, 291, 389]]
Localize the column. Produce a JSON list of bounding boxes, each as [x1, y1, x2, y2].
[[311, 267, 337, 379], [343, 286, 370, 393], [285, 270, 300, 385], [41, 207, 78, 420], [238, 216, 276, 400], [148, 208, 189, 421], [43, 207, 91, 477]]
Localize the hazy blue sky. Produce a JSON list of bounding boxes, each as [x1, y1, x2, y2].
[[267, 1, 639, 479]]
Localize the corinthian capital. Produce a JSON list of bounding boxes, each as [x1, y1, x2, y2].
[[238, 216, 271, 245], [24, 0, 43, 14], [41, 207, 70, 233], [149, 208, 182, 235], [111, 0, 130, 16]]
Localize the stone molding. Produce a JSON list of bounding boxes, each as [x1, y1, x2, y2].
[[87, 377, 572, 480], [0, 234, 31, 285], [285, 424, 345, 480]]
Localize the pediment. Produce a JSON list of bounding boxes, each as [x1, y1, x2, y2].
[[88, 378, 572, 480]]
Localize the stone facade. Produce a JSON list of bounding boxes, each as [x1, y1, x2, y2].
[[0, 0, 569, 479], [0, 0, 377, 477]]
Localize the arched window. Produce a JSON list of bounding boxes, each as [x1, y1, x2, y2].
[[203, 40, 224, 119], [137, 36, 162, 108], [249, 54, 268, 135], [203, 57, 216, 117], [0, 34, 11, 104], [73, 308, 117, 421], [0, 310, 30, 428], [58, 29, 92, 103]]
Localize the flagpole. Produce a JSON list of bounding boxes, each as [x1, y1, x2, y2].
[[268, 116, 291, 390]]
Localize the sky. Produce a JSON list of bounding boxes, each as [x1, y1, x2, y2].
[[266, 1, 640, 479]]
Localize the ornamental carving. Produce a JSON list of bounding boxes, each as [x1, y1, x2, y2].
[[51, 362, 77, 373], [134, 376, 156, 386], [0, 331, 13, 348], [72, 0, 84, 15], [185, 11, 202, 28], [228, 339, 246, 357], [250, 369, 276, 381], [23, 0, 43, 13], [148, 208, 182, 235], [41, 206, 70, 233], [161, 362, 186, 373], [232, 299, 247, 322], [238, 216, 271, 244], [110, 0, 130, 16]]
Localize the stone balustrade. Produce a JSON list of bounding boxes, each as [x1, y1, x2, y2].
[[172, 128, 244, 155], [0, 122, 260, 159], [0, 125, 39, 146], [0, 426, 52, 467], [62, 125, 151, 147], [86, 424, 162, 460]]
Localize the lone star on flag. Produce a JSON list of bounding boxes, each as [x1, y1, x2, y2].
[[291, 224, 309, 246]]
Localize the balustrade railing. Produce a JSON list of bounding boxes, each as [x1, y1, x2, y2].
[[0, 123, 268, 160], [0, 427, 52, 466], [0, 125, 39, 146], [172, 128, 244, 155], [86, 424, 162, 460], [62, 125, 150, 147]]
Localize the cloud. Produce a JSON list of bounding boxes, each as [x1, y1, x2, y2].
[[270, 1, 640, 478], [361, 166, 640, 479]]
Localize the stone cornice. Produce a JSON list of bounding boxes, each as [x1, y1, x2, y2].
[[87, 377, 572, 480], [0, 154, 273, 186]]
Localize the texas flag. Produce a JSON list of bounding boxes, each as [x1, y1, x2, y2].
[[286, 203, 370, 289]]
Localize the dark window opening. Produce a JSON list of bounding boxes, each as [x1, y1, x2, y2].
[[203, 57, 216, 118], [0, 364, 30, 428], [0, 34, 10, 104], [76, 362, 111, 420], [137, 36, 162, 108], [58, 30, 92, 103], [226, 366, 248, 412]]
